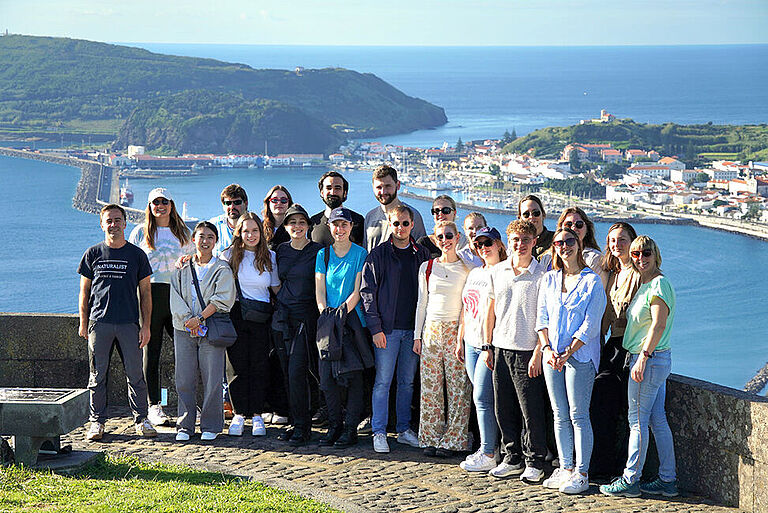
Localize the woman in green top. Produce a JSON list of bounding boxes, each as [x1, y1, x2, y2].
[[600, 236, 678, 499]]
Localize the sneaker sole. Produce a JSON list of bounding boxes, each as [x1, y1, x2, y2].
[[490, 469, 525, 479], [373, 447, 390, 453], [640, 488, 678, 497], [600, 489, 641, 498], [520, 475, 544, 483], [560, 486, 589, 494]]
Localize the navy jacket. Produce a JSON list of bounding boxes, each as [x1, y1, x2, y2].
[[360, 236, 431, 336]]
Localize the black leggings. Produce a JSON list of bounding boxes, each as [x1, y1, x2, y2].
[[144, 282, 173, 405]]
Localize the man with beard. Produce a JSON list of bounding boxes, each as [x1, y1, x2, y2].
[[209, 183, 248, 257], [310, 171, 365, 246], [364, 165, 426, 251]]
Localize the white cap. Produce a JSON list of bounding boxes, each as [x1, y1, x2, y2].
[[148, 187, 173, 204]]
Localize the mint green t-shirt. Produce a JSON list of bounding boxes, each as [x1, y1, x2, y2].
[[623, 275, 676, 354]]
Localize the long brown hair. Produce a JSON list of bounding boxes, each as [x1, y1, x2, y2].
[[550, 227, 587, 271], [262, 185, 293, 245], [601, 222, 638, 273], [229, 213, 273, 278], [143, 199, 190, 250], [556, 206, 600, 251]]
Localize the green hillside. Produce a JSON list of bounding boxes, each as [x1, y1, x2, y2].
[[0, 34, 447, 153], [503, 119, 768, 163]]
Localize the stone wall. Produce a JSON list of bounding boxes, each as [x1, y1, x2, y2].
[[1, 313, 766, 510]]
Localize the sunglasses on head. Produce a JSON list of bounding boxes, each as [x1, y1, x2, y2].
[[269, 197, 289, 204], [563, 220, 585, 230], [521, 210, 541, 219], [152, 198, 169, 206], [552, 237, 577, 248], [223, 199, 244, 206], [435, 232, 455, 241], [392, 220, 410, 227], [431, 206, 454, 216], [474, 238, 495, 249], [631, 249, 653, 258]]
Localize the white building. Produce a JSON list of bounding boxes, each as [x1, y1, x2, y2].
[[627, 164, 671, 179], [127, 145, 145, 157], [670, 169, 699, 182]]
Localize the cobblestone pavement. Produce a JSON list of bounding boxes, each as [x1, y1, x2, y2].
[[64, 408, 740, 513]]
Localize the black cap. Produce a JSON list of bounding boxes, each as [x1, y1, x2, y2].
[[283, 203, 310, 225]]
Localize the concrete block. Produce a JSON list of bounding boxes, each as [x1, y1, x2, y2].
[[0, 360, 35, 387]]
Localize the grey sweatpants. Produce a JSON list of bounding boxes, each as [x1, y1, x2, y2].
[[88, 321, 149, 424], [174, 329, 226, 435]]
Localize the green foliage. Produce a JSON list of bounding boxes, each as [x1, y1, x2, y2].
[[489, 163, 500, 175], [541, 177, 606, 199], [456, 137, 464, 152], [600, 162, 626, 179], [502, 119, 768, 162], [568, 148, 580, 172], [0, 35, 447, 152], [0, 454, 339, 513]]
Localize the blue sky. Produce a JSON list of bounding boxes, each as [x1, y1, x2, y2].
[[1, 0, 766, 46]]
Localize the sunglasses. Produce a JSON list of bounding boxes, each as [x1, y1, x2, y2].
[[563, 220, 585, 230], [474, 239, 495, 249], [521, 210, 541, 219], [552, 237, 577, 248], [223, 199, 244, 206], [269, 197, 289, 204], [435, 232, 455, 241], [431, 206, 454, 216], [152, 198, 169, 206], [631, 249, 654, 258], [392, 220, 410, 227]]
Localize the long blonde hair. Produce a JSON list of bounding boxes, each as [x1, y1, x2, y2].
[[143, 199, 190, 250], [228, 213, 273, 277]]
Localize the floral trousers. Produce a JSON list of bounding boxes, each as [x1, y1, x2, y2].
[[418, 320, 471, 451]]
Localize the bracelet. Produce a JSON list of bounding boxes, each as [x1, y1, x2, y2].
[[481, 345, 493, 351], [642, 350, 653, 358]]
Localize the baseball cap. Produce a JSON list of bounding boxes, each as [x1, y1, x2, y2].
[[328, 207, 353, 223], [474, 226, 502, 241], [148, 187, 172, 204], [283, 204, 310, 225]]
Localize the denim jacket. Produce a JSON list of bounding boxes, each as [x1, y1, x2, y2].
[[535, 267, 606, 372]]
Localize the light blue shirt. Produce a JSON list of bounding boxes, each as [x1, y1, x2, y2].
[[316, 243, 368, 325], [536, 267, 606, 372], [209, 214, 235, 258]]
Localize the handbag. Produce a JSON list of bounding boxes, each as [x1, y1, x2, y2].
[[235, 279, 273, 323], [190, 262, 237, 348]]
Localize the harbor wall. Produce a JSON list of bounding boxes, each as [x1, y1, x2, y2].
[[1, 311, 766, 511]]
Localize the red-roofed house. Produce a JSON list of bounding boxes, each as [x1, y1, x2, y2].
[[625, 149, 646, 162], [601, 149, 623, 163]]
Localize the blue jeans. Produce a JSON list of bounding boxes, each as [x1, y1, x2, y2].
[[371, 329, 419, 435], [465, 344, 497, 455], [623, 350, 676, 483], [544, 358, 596, 475]]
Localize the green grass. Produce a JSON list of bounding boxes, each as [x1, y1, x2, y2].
[[697, 152, 740, 160], [0, 454, 340, 513]]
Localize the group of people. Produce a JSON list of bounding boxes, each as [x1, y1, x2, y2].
[[77, 164, 679, 499]]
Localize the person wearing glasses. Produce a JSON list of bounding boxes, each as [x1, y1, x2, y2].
[[555, 207, 603, 275], [209, 184, 248, 257], [414, 221, 472, 457], [361, 204, 431, 453], [483, 220, 549, 482], [536, 228, 606, 494], [417, 195, 469, 257], [600, 236, 678, 499], [455, 226, 505, 472], [591, 222, 639, 479], [517, 195, 553, 259], [129, 188, 193, 427], [310, 171, 366, 246], [262, 185, 293, 251]]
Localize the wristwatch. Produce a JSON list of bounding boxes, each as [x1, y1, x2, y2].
[[642, 350, 653, 358], [481, 345, 493, 351], [197, 315, 205, 325]]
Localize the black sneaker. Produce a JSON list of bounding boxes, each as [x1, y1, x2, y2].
[[435, 448, 454, 458], [334, 428, 358, 448], [288, 429, 311, 447], [276, 428, 294, 442], [318, 426, 343, 447], [312, 407, 329, 427], [423, 446, 437, 457]]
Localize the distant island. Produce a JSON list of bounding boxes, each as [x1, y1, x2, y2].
[[0, 34, 447, 154], [503, 117, 768, 165]]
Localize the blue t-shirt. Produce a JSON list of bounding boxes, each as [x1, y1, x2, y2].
[[315, 244, 368, 325]]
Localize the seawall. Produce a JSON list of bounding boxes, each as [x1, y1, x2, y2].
[[0, 312, 766, 511]]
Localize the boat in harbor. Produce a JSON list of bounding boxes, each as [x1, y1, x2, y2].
[[119, 178, 134, 207]]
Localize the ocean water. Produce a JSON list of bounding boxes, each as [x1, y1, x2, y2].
[[2, 44, 768, 389]]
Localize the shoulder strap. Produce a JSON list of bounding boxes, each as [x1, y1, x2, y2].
[[189, 262, 206, 309], [426, 258, 435, 286], [324, 244, 331, 271]]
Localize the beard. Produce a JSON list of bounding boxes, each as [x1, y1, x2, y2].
[[377, 192, 396, 205], [323, 195, 343, 209]]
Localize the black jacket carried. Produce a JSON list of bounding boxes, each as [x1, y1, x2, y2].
[[316, 304, 374, 381]]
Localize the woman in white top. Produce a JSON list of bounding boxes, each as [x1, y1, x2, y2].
[[222, 212, 280, 437], [554, 207, 604, 277], [129, 187, 192, 427], [414, 221, 472, 457], [455, 226, 506, 472]]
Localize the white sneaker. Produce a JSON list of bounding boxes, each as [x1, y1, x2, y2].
[[200, 431, 218, 441], [373, 433, 390, 453], [175, 431, 190, 442], [228, 414, 245, 436], [261, 412, 274, 423], [86, 421, 104, 441], [272, 414, 289, 425], [520, 466, 545, 482], [147, 404, 169, 426], [460, 452, 496, 472], [560, 472, 589, 494], [135, 419, 158, 437], [252, 415, 266, 436], [489, 460, 525, 478], [396, 429, 420, 448], [543, 467, 572, 489], [462, 448, 483, 464]]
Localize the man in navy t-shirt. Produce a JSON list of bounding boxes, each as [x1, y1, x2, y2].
[[77, 204, 156, 441]]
